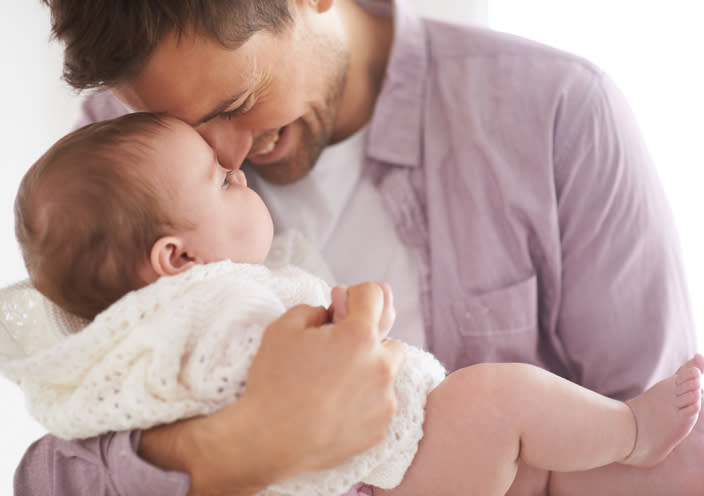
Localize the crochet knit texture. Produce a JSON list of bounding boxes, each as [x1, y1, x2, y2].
[[0, 240, 445, 495]]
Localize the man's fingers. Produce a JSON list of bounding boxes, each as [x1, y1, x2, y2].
[[377, 281, 393, 309], [329, 285, 349, 323], [381, 338, 407, 374], [376, 282, 396, 337], [276, 304, 330, 330], [344, 282, 385, 331]]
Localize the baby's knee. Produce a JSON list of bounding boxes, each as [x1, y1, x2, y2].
[[441, 363, 530, 413]]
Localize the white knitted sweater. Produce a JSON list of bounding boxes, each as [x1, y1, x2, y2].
[[0, 246, 445, 494]]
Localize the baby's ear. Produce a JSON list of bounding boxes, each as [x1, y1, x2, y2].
[[150, 236, 197, 277]]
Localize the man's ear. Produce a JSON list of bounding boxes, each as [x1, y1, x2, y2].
[[150, 236, 198, 277], [310, 0, 334, 14]]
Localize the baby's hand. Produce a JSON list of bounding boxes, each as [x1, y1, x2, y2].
[[330, 282, 396, 338]]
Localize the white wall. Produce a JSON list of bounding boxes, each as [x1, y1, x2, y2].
[[406, 0, 488, 24], [1, 3, 82, 287]]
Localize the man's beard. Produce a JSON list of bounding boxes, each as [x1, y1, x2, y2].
[[245, 35, 349, 185]]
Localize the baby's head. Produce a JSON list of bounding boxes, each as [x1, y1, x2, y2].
[[15, 113, 273, 321]]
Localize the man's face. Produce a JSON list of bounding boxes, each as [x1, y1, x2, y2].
[[114, 10, 349, 184]]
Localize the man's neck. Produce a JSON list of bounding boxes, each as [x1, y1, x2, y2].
[[331, 0, 393, 144]]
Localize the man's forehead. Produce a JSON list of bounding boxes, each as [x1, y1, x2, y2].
[[114, 31, 261, 124]]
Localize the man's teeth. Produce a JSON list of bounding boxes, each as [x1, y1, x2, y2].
[[258, 131, 281, 155]]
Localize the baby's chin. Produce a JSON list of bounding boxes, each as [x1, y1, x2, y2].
[[235, 237, 274, 266], [256, 220, 275, 263]]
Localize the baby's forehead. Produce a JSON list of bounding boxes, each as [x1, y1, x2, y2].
[[158, 115, 195, 134], [150, 116, 206, 152]]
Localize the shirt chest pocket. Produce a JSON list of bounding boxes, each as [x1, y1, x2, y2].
[[445, 273, 540, 366], [454, 274, 538, 337]]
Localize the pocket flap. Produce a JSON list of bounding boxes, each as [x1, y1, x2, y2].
[[455, 274, 538, 336]]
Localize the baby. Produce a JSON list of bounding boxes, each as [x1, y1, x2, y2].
[[6, 113, 703, 496]]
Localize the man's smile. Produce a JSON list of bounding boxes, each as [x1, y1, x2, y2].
[[247, 124, 292, 164]]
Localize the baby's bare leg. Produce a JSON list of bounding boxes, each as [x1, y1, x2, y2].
[[512, 355, 702, 471], [375, 364, 529, 496], [376, 357, 702, 496]]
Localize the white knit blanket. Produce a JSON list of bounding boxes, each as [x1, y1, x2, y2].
[[0, 253, 445, 494]]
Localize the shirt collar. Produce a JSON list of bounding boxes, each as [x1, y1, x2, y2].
[[361, 0, 428, 168]]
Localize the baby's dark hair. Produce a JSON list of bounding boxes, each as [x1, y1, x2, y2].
[[15, 113, 188, 321]]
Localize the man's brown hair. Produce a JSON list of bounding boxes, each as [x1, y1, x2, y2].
[[15, 113, 187, 321], [41, 0, 292, 89]]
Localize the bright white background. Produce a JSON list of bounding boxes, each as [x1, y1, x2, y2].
[[0, 0, 702, 492]]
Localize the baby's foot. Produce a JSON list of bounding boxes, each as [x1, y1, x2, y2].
[[623, 354, 704, 467]]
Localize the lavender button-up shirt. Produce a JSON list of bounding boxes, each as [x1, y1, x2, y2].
[[365, 0, 694, 397], [14, 0, 695, 493]]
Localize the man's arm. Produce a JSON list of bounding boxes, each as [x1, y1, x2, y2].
[[15, 431, 190, 496], [15, 284, 404, 496]]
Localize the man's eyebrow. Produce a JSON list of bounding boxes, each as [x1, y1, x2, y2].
[[194, 92, 247, 126]]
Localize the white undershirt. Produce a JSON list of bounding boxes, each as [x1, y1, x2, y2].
[[249, 128, 426, 349]]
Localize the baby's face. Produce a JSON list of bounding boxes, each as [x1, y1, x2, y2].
[[152, 118, 274, 264]]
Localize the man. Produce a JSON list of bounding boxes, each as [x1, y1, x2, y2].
[[16, 0, 702, 494]]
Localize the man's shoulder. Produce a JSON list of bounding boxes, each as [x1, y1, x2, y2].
[[74, 90, 129, 129], [423, 20, 602, 84]]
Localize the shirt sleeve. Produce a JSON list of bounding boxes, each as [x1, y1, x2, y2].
[[553, 70, 697, 399], [73, 90, 129, 129], [14, 431, 190, 496]]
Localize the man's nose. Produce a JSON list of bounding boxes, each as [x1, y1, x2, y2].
[[197, 121, 254, 170]]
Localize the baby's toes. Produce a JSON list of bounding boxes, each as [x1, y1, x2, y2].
[[676, 365, 702, 388], [675, 386, 700, 407], [677, 398, 701, 422], [683, 353, 704, 374], [675, 366, 702, 409]]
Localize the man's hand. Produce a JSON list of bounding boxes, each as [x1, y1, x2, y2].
[[329, 281, 396, 336], [139, 282, 405, 496], [247, 282, 405, 473]]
